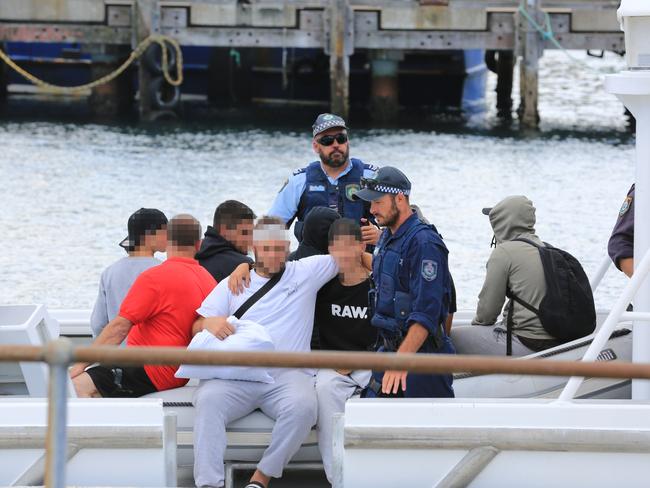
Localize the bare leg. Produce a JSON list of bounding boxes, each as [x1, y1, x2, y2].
[[72, 372, 102, 398]]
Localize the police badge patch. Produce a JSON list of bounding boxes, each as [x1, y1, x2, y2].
[[619, 196, 632, 217], [346, 183, 360, 201], [421, 260, 438, 281]]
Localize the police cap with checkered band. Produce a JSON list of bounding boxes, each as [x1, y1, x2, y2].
[[312, 113, 348, 137], [352, 166, 412, 202]]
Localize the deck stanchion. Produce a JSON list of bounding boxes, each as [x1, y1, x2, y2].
[[517, 0, 542, 128], [43, 338, 74, 488], [328, 0, 352, 119]]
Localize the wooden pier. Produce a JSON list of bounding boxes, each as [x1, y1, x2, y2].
[[0, 0, 625, 125]]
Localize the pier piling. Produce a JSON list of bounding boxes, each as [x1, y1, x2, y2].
[[87, 45, 134, 119], [370, 51, 402, 122], [0, 43, 6, 110], [328, 0, 352, 119], [135, 0, 159, 121], [517, 0, 543, 128]]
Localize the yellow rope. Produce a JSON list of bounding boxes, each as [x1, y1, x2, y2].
[[0, 34, 183, 94]]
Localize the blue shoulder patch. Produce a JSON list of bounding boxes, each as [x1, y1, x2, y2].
[[292, 167, 307, 176]]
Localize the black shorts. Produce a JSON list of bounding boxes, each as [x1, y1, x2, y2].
[[85, 364, 157, 398]]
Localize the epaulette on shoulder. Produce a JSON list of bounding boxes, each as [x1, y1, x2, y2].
[[292, 166, 307, 176], [364, 162, 379, 172]]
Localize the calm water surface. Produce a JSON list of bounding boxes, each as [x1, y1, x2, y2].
[[0, 51, 637, 312]]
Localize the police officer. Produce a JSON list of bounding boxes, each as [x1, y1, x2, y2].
[[268, 113, 381, 245], [354, 166, 455, 398], [608, 184, 635, 277]]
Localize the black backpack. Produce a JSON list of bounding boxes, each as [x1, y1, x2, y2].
[[505, 238, 596, 355]]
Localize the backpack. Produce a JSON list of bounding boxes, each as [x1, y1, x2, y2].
[[505, 238, 596, 355]]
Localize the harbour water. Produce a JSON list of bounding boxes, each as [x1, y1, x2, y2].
[[0, 51, 636, 313]]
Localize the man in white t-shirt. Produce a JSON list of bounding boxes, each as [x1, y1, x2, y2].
[[192, 217, 339, 488]]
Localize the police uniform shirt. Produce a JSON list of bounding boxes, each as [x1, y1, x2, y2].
[[608, 184, 635, 270], [268, 160, 378, 224], [314, 277, 377, 352], [373, 213, 450, 351]]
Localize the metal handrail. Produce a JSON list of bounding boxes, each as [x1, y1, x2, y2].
[[3, 339, 649, 488], [590, 255, 612, 293], [559, 248, 650, 401], [2, 342, 650, 379]]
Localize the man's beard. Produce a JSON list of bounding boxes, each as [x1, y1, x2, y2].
[[379, 197, 400, 228], [319, 147, 349, 168]]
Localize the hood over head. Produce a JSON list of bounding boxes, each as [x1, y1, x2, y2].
[[487, 195, 537, 243], [195, 226, 243, 260], [289, 207, 341, 260]]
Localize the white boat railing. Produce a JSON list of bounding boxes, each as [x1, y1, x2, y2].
[[559, 248, 650, 401], [590, 255, 612, 293]]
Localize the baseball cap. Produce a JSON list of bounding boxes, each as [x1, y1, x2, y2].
[[312, 113, 348, 137], [482, 207, 492, 216], [353, 166, 411, 202], [119, 208, 168, 251]]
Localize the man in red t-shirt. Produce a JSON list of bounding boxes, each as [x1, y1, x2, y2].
[[70, 214, 217, 397]]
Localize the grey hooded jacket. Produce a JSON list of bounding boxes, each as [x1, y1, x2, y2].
[[472, 195, 554, 341]]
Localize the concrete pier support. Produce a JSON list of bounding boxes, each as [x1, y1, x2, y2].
[[517, 0, 543, 128], [88, 46, 134, 119], [328, 0, 352, 119], [370, 51, 402, 122]]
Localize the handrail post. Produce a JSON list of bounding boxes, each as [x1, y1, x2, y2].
[[43, 338, 74, 488], [590, 255, 612, 295], [559, 248, 650, 401]]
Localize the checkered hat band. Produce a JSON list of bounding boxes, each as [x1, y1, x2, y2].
[[374, 185, 410, 196], [313, 120, 346, 136]]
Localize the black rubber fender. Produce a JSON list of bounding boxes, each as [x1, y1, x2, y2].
[[143, 41, 178, 75], [149, 76, 181, 110]]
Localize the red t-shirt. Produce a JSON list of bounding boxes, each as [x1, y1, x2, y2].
[[120, 257, 216, 391]]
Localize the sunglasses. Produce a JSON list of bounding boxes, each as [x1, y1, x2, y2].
[[317, 133, 348, 146], [360, 177, 379, 190]]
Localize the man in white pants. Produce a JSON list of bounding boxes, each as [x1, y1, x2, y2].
[[192, 217, 340, 488]]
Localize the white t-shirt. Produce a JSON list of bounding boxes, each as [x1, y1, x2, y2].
[[196, 255, 339, 354]]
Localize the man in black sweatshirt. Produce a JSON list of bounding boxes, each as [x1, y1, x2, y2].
[[196, 200, 256, 282]]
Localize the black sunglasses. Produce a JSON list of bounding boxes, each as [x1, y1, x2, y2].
[[317, 133, 348, 146], [360, 177, 378, 190]]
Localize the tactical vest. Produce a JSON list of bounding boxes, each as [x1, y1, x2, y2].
[[370, 221, 450, 339], [294, 159, 371, 239]]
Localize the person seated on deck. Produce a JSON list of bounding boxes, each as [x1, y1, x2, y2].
[[608, 184, 635, 278], [70, 214, 216, 398], [451, 196, 561, 356], [313, 218, 378, 484], [90, 208, 168, 338], [196, 200, 256, 282], [191, 216, 346, 488]]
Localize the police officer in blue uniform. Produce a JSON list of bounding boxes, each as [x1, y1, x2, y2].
[[269, 113, 381, 245], [608, 184, 635, 278], [354, 166, 455, 398]]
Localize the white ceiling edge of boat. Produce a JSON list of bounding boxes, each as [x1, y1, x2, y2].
[[340, 398, 650, 488]]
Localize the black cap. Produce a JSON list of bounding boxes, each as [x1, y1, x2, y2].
[[119, 208, 168, 251], [312, 113, 348, 137], [353, 166, 411, 202], [482, 207, 492, 216]]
